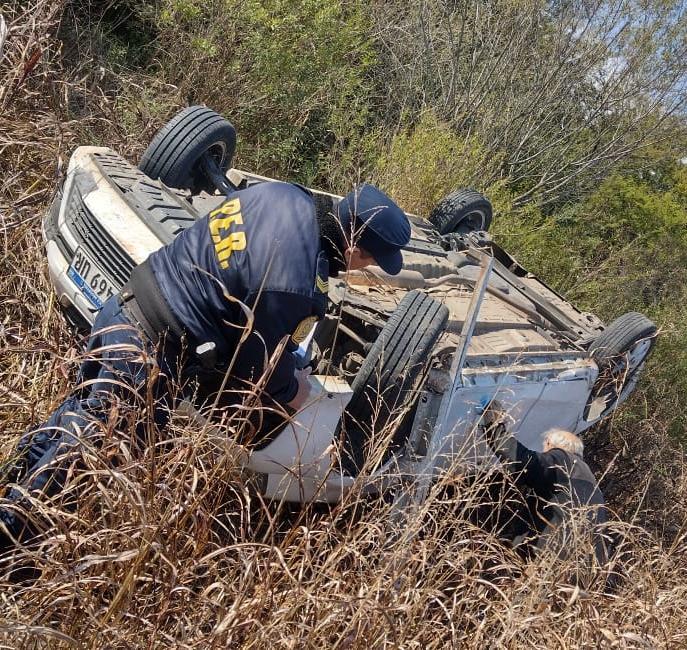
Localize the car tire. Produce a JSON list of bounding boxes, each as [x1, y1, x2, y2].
[[584, 312, 657, 420], [139, 105, 237, 193], [337, 290, 449, 476], [428, 188, 493, 235]]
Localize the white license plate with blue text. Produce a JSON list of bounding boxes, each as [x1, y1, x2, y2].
[[67, 247, 116, 310]]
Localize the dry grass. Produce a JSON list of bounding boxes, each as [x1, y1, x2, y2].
[[1, 3, 687, 648]]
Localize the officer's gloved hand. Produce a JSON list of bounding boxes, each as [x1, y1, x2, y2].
[[287, 367, 312, 411]]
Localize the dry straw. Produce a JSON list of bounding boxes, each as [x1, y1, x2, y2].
[[1, 2, 686, 647]]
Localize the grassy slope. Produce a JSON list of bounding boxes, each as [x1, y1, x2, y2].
[[1, 2, 686, 647]]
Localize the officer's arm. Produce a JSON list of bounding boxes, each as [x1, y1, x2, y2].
[[235, 290, 316, 406]]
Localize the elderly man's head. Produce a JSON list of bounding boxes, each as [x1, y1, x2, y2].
[[542, 428, 584, 456]]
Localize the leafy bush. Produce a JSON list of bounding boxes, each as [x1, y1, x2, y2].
[[151, 0, 375, 184], [368, 0, 687, 207], [496, 169, 687, 440], [373, 113, 511, 217]]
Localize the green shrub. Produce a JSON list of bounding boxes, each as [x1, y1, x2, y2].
[[494, 169, 687, 441], [373, 113, 510, 217], [58, 0, 375, 185], [153, 0, 375, 184]]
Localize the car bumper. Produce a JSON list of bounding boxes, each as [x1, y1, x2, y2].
[[43, 195, 98, 329]]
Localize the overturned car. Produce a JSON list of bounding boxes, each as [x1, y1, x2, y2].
[[42, 106, 658, 505]]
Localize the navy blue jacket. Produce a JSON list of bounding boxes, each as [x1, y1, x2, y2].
[[149, 182, 328, 404]]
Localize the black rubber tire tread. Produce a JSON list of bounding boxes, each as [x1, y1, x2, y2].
[[590, 312, 657, 363], [139, 106, 236, 191], [585, 312, 657, 420], [429, 188, 493, 235], [339, 290, 449, 476], [141, 106, 218, 180]]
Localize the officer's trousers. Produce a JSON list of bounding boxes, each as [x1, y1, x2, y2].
[[0, 295, 180, 549]]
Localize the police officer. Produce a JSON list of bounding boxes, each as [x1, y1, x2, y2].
[[0, 181, 411, 551]]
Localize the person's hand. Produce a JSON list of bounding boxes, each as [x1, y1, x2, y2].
[[479, 399, 514, 453], [287, 367, 312, 411], [479, 398, 507, 430]]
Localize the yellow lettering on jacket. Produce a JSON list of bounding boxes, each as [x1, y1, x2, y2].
[[208, 198, 247, 269]]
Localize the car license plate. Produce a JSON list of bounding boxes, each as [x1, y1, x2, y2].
[[67, 247, 117, 310]]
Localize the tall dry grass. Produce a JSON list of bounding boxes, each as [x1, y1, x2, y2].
[[1, 3, 687, 648]]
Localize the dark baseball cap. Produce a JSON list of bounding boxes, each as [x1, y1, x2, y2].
[[337, 184, 411, 275]]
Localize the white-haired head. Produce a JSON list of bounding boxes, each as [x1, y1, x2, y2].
[[542, 428, 584, 456]]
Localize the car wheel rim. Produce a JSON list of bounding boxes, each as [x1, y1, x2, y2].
[[455, 209, 486, 234], [193, 141, 228, 191], [586, 336, 654, 421], [626, 337, 653, 372], [206, 141, 228, 167]]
